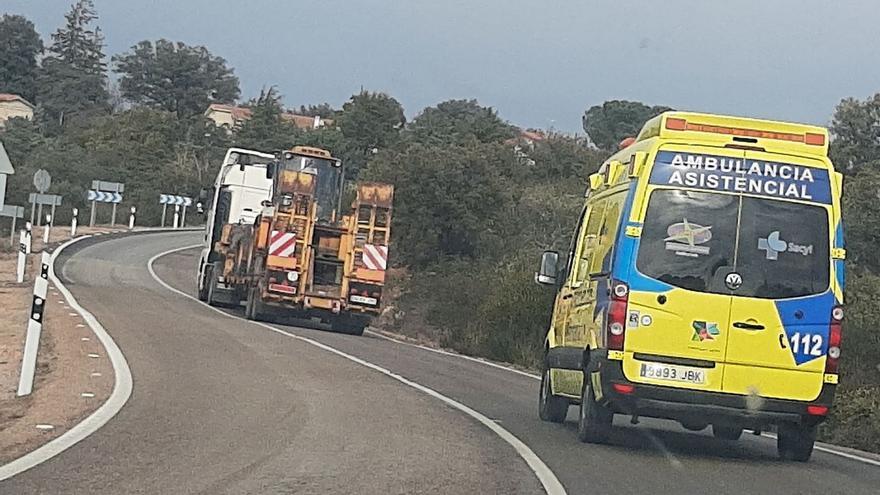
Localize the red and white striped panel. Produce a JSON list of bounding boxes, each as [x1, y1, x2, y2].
[[362, 244, 388, 271], [269, 230, 297, 257]]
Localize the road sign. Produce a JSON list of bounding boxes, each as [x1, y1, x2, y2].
[[1, 204, 25, 244], [28, 193, 62, 228], [159, 194, 193, 206], [33, 169, 51, 193], [91, 180, 124, 193], [86, 190, 123, 203], [88, 180, 126, 227], [28, 193, 62, 206]]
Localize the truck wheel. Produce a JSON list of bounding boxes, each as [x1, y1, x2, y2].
[[331, 317, 367, 336], [197, 264, 210, 302], [206, 265, 220, 307], [576, 369, 613, 444], [777, 423, 816, 462], [245, 287, 262, 321], [538, 359, 569, 423], [712, 424, 743, 441]]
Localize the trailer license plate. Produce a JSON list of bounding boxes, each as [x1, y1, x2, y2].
[[350, 295, 378, 305], [639, 363, 705, 384]]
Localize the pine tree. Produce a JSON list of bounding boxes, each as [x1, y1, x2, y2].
[[37, 0, 109, 129]]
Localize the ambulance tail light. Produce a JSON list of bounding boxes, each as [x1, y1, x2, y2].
[[826, 306, 843, 374], [607, 281, 629, 351]]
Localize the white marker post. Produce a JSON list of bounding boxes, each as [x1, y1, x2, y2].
[[128, 206, 136, 230], [71, 208, 78, 236], [25, 221, 32, 254], [42, 214, 51, 244], [173, 204, 180, 229], [16, 231, 26, 283], [17, 252, 50, 397]]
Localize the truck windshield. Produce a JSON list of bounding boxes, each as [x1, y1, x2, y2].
[[281, 155, 343, 224], [637, 189, 830, 298]]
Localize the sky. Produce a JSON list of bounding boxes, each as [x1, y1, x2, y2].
[[6, 0, 880, 133]]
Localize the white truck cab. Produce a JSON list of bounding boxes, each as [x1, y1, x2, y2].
[[197, 148, 275, 300]]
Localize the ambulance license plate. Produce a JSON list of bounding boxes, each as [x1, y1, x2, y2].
[[639, 362, 705, 384]]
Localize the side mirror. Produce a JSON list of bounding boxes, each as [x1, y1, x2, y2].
[[266, 160, 276, 179], [535, 251, 560, 286]]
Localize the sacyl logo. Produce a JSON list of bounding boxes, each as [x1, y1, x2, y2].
[[758, 231, 813, 260]]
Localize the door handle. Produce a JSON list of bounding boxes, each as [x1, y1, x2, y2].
[[733, 322, 765, 330]]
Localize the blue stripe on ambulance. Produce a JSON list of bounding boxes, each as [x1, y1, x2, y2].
[[611, 182, 671, 294], [774, 291, 835, 366]]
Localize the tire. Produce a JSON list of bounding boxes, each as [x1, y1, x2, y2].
[[538, 360, 569, 423], [576, 368, 613, 443], [197, 264, 210, 302], [331, 316, 368, 336], [777, 423, 816, 462], [206, 264, 220, 307], [712, 424, 743, 441], [245, 286, 264, 321]]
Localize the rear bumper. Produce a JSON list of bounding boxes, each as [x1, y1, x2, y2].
[[596, 354, 835, 428]]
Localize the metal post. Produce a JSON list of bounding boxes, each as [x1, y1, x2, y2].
[[16, 231, 26, 283], [17, 252, 50, 397], [49, 203, 56, 228], [30, 197, 36, 225], [90, 199, 96, 227], [36, 203, 43, 227], [181, 205, 187, 227], [111, 202, 117, 226], [42, 215, 51, 244], [71, 208, 78, 236], [161, 203, 168, 227], [129, 206, 136, 230], [10, 214, 16, 246], [25, 222, 32, 254], [173, 205, 180, 229]]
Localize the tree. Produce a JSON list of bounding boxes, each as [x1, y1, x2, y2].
[[296, 103, 336, 118], [363, 142, 514, 266], [829, 94, 880, 174], [38, 0, 109, 129], [406, 99, 516, 146], [0, 15, 43, 102], [234, 87, 298, 151], [113, 39, 240, 117], [335, 91, 405, 177], [582, 100, 672, 152]]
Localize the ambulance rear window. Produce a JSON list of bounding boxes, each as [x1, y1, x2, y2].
[[637, 189, 830, 298], [637, 190, 738, 294]]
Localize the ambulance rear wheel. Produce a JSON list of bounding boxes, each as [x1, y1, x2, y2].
[[538, 360, 569, 423], [577, 368, 613, 444], [777, 423, 816, 462]]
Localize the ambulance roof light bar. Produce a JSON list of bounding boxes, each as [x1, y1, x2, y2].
[[665, 117, 826, 146]]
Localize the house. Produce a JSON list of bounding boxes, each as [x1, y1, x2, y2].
[[0, 94, 35, 128], [204, 103, 333, 131], [0, 141, 14, 209]]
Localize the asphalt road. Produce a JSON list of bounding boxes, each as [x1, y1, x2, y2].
[[3, 231, 880, 494]]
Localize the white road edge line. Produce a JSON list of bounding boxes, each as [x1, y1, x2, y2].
[[0, 235, 134, 482], [364, 329, 541, 381], [147, 244, 566, 495]]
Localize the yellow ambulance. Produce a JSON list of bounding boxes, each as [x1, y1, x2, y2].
[[536, 112, 844, 461]]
